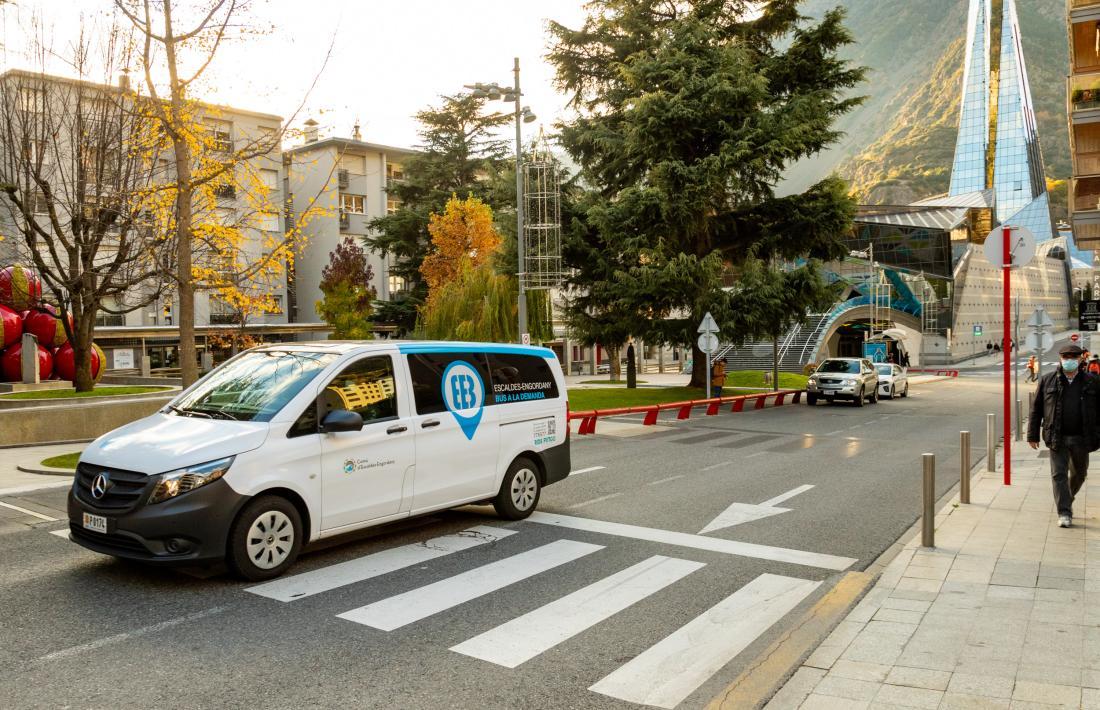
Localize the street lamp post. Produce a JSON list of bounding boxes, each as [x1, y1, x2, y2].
[[465, 58, 537, 344]]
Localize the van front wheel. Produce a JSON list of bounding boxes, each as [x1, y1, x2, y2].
[[227, 495, 303, 581], [494, 457, 541, 520]]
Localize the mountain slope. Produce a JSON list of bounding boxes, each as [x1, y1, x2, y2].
[[783, 0, 1069, 212]]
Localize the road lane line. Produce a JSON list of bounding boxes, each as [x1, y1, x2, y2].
[[49, 529, 70, 538], [648, 475, 686, 486], [38, 606, 229, 662], [246, 525, 516, 602], [570, 466, 606, 476], [759, 484, 815, 508], [744, 452, 767, 459], [569, 492, 623, 509], [701, 461, 734, 472], [824, 430, 843, 435], [588, 574, 820, 709], [0, 501, 58, 522], [337, 540, 603, 631], [526, 513, 856, 571], [451, 556, 704, 668]]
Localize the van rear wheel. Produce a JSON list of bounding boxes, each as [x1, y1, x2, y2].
[[227, 495, 303, 581], [494, 457, 541, 520]]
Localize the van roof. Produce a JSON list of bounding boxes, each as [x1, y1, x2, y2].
[[253, 340, 558, 358]]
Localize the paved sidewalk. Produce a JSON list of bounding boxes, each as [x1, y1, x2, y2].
[[767, 447, 1100, 710], [0, 443, 82, 496]]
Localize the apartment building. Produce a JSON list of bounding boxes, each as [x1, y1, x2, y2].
[[1069, 0, 1100, 248], [284, 122, 416, 324]]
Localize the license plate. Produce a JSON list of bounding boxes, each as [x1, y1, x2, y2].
[[82, 512, 107, 534]]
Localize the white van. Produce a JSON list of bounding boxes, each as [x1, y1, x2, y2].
[[67, 341, 570, 580]]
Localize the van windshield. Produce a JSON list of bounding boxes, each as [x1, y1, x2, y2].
[[171, 350, 338, 422], [817, 360, 860, 374]]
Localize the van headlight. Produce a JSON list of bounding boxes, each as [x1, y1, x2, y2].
[[149, 457, 234, 505]]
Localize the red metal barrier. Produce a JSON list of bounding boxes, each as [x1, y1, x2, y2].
[[568, 389, 804, 435]]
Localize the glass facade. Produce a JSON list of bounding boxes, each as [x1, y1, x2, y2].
[[949, 0, 990, 196], [990, 0, 1052, 240]]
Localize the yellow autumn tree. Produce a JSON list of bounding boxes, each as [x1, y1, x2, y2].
[[420, 195, 501, 297]]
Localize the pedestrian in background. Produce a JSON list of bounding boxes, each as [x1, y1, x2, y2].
[[1026, 355, 1038, 382], [1027, 344, 1100, 528], [711, 359, 726, 398], [1091, 355, 1100, 376]]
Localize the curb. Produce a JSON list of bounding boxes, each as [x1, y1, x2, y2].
[[15, 464, 76, 477]]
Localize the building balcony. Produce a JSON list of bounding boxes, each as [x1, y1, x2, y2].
[[1070, 72, 1100, 113], [339, 210, 350, 231], [1073, 122, 1100, 176], [1072, 0, 1100, 11]]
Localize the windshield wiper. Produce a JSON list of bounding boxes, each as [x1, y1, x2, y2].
[[190, 407, 242, 421], [169, 405, 213, 419]]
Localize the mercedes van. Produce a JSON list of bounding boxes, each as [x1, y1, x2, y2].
[[67, 341, 570, 580]]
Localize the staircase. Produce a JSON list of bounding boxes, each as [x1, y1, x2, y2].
[[718, 312, 833, 373]]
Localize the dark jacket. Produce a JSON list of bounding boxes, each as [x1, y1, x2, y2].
[[1027, 369, 1100, 451]]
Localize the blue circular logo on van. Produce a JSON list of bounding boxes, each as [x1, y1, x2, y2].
[[442, 360, 485, 441]]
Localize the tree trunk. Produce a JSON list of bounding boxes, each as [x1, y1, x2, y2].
[[689, 339, 707, 389], [772, 335, 779, 392], [71, 301, 97, 393], [607, 344, 620, 382], [164, 6, 198, 388]]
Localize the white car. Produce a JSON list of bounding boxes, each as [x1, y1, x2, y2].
[[875, 363, 909, 399]]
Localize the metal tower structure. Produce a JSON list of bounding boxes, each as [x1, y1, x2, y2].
[[522, 130, 565, 290]]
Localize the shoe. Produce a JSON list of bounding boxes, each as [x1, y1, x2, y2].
[[1058, 515, 1072, 528]]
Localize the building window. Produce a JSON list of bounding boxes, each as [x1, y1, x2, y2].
[[203, 118, 233, 152], [386, 163, 405, 186], [387, 197, 401, 215], [338, 153, 365, 174], [31, 190, 50, 215], [341, 194, 365, 214], [388, 273, 407, 294], [19, 86, 45, 114], [265, 295, 284, 314]]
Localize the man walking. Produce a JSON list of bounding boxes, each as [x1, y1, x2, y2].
[[711, 358, 726, 398], [1028, 344, 1100, 527]]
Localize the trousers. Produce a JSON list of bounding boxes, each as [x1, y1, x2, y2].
[[1050, 435, 1090, 516]]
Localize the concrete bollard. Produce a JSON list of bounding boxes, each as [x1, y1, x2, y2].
[[986, 413, 996, 472], [922, 453, 935, 548], [960, 431, 971, 504], [20, 332, 39, 384]]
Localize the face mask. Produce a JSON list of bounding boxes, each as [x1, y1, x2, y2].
[[1063, 359, 1080, 373]]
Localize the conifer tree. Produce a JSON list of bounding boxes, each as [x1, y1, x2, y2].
[[550, 0, 864, 386]]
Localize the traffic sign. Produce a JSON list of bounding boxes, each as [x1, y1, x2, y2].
[[1080, 300, 1100, 332], [1026, 307, 1054, 329], [973, 325, 983, 337], [520, 333, 531, 345], [697, 332, 720, 355], [1025, 331, 1054, 353], [1071, 333, 1080, 343], [983, 225, 1036, 269], [697, 312, 719, 334]]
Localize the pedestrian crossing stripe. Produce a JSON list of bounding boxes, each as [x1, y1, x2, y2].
[[337, 539, 603, 631], [246, 525, 516, 602], [450, 555, 705, 668]]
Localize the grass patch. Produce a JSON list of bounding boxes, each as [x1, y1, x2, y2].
[[0, 385, 172, 400], [724, 371, 808, 389], [576, 379, 648, 385], [40, 452, 81, 469]]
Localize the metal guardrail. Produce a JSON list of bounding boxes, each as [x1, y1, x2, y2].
[[568, 388, 804, 435]]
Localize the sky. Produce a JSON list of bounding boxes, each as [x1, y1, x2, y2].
[[0, 0, 590, 150]]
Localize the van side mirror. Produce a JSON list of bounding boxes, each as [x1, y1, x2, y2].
[[321, 409, 363, 433]]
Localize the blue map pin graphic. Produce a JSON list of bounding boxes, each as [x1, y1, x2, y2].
[[442, 360, 485, 441]]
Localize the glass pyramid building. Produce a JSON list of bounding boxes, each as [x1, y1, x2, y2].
[[947, 0, 1054, 242]]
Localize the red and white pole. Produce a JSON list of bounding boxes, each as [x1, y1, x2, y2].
[[1003, 225, 1012, 486]]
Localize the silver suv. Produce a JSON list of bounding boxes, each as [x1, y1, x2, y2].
[[806, 358, 880, 407]]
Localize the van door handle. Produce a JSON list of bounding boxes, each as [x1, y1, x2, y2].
[[386, 425, 407, 435], [421, 419, 440, 429]]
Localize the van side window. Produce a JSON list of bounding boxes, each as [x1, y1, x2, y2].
[[407, 352, 493, 413], [488, 353, 559, 402], [287, 403, 318, 438], [320, 355, 398, 424]]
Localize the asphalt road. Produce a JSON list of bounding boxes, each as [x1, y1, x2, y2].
[[0, 375, 1003, 710]]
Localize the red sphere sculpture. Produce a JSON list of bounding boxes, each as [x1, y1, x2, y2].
[[0, 265, 42, 310], [0, 304, 21, 348], [24, 305, 70, 348], [1, 342, 53, 382], [53, 342, 105, 383]]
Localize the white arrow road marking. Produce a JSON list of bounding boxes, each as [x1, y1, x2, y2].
[[569, 466, 606, 476], [698, 484, 815, 535]]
